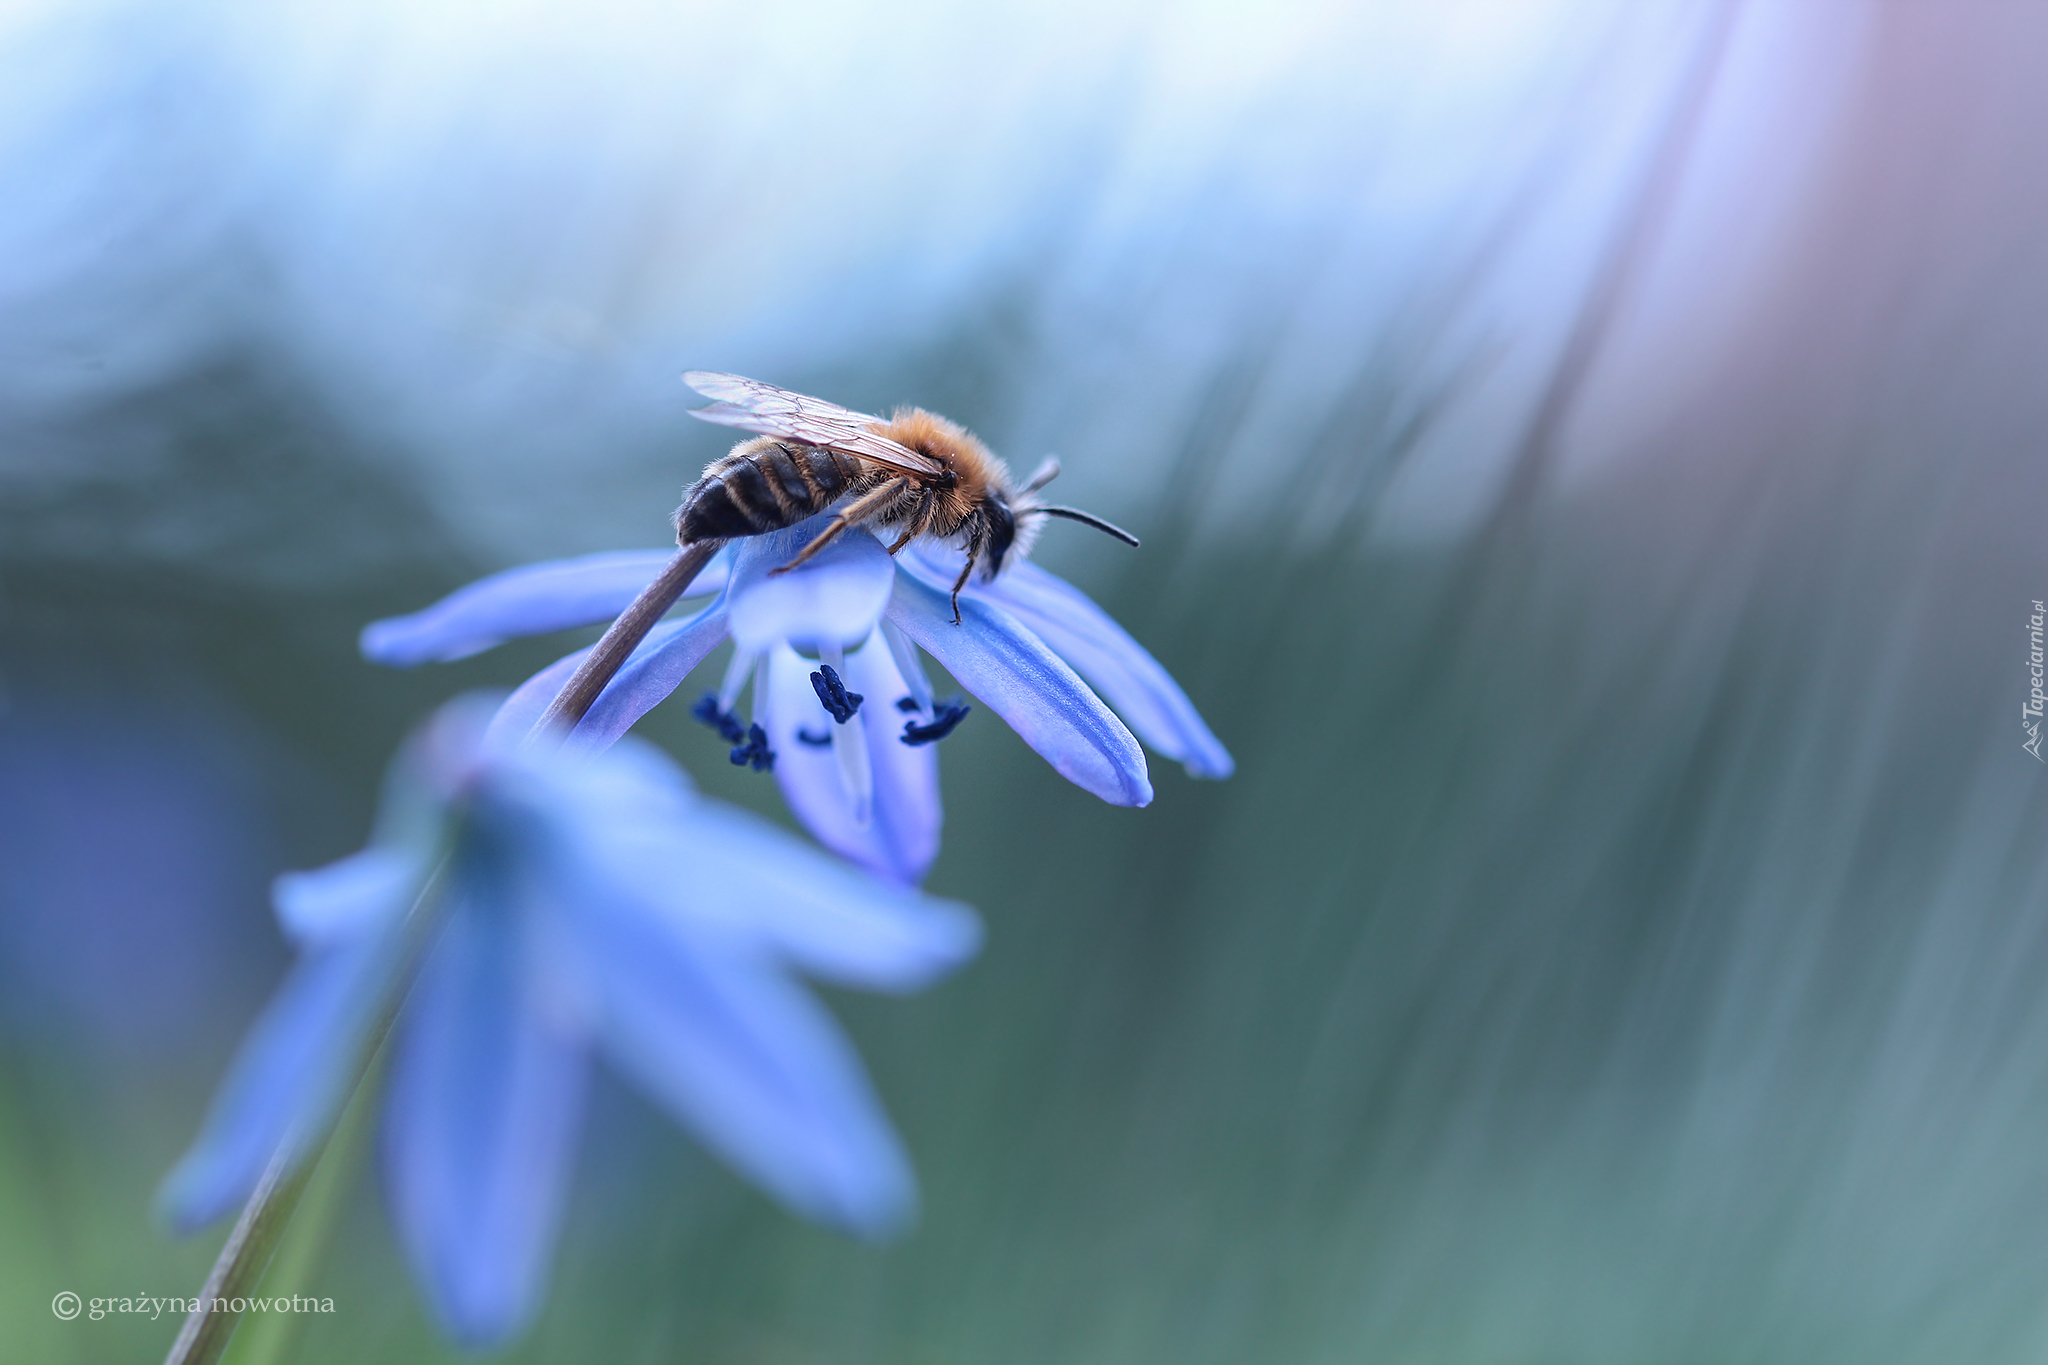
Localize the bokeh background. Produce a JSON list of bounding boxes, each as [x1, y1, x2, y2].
[[6, 0, 2048, 1360]]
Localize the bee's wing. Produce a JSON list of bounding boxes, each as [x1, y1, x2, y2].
[[682, 371, 945, 478]]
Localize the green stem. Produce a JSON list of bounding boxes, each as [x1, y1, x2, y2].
[[157, 1149, 315, 1365], [215, 1042, 385, 1365], [160, 858, 450, 1365]]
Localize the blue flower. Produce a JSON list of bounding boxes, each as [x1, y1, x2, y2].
[[361, 515, 1232, 885], [158, 698, 980, 1347]]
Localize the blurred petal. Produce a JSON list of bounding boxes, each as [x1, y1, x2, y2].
[[502, 731, 702, 840], [567, 600, 731, 751], [763, 642, 943, 886], [361, 549, 727, 666], [272, 847, 422, 946], [680, 802, 981, 991], [485, 652, 586, 749], [528, 736, 977, 992], [155, 931, 395, 1231], [578, 900, 917, 1238], [902, 547, 1231, 778], [886, 570, 1152, 807], [404, 691, 509, 803], [382, 892, 588, 1350], [726, 515, 894, 653]]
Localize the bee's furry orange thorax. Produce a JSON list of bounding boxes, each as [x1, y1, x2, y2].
[[871, 409, 990, 477], [872, 407, 1005, 532]]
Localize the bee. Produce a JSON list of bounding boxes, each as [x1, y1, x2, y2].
[[674, 372, 1137, 621]]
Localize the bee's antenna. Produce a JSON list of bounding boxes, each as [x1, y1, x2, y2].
[[1035, 505, 1140, 547], [1020, 456, 1061, 493]]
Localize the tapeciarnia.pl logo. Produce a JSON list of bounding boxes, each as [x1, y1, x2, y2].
[[2025, 599, 2044, 761]]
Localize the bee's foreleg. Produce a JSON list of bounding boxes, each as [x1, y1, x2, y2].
[[885, 526, 917, 555], [948, 541, 980, 625], [771, 478, 909, 576]]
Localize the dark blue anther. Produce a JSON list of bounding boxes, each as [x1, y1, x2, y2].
[[895, 696, 921, 713], [691, 694, 747, 744], [808, 664, 864, 723], [795, 726, 832, 747], [901, 698, 971, 746], [729, 723, 775, 772]]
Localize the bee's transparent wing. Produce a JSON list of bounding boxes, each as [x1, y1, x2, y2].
[[683, 372, 945, 478]]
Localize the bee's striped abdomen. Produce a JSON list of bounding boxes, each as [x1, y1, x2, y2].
[[676, 440, 859, 543]]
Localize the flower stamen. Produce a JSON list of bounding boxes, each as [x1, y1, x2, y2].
[[729, 723, 776, 771], [691, 695, 747, 743], [822, 645, 874, 827], [901, 699, 971, 746], [809, 663, 865, 723], [880, 620, 934, 716]]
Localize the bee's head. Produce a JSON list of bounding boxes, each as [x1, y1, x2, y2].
[[976, 456, 1137, 579]]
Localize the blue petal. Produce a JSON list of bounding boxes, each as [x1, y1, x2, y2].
[[361, 549, 727, 667], [525, 737, 977, 993], [382, 889, 588, 1350], [725, 515, 894, 653], [485, 653, 586, 749], [974, 563, 1233, 778], [272, 847, 422, 946], [155, 931, 396, 1232], [404, 692, 509, 799], [481, 604, 729, 752], [903, 549, 1232, 778], [567, 600, 731, 751], [678, 803, 981, 992], [575, 899, 918, 1238], [843, 636, 944, 884], [762, 642, 942, 886], [885, 570, 1153, 807]]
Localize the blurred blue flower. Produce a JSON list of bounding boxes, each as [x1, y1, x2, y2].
[[362, 515, 1232, 885], [158, 698, 980, 1347]]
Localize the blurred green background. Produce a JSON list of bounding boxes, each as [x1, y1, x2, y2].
[[7, 1, 2048, 1361]]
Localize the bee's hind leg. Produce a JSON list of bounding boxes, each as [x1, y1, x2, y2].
[[770, 478, 909, 576]]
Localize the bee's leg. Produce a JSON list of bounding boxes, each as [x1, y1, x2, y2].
[[947, 537, 981, 625], [770, 478, 909, 576], [886, 487, 936, 556], [768, 517, 856, 574]]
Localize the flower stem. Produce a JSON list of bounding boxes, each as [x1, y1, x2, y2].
[[158, 1147, 315, 1365], [160, 859, 450, 1365], [532, 539, 724, 737], [216, 1044, 384, 1365]]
